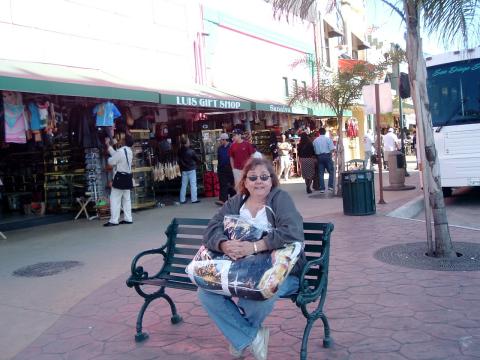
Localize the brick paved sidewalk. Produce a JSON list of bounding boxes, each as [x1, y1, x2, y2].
[[13, 210, 480, 360]]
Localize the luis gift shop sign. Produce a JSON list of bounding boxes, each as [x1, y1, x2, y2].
[[161, 94, 251, 110]]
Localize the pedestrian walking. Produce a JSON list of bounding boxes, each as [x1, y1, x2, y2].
[[312, 128, 335, 193], [178, 137, 201, 204], [277, 134, 292, 181], [104, 134, 134, 226], [268, 132, 279, 173], [229, 129, 255, 187], [251, 144, 263, 159], [216, 133, 236, 206], [297, 132, 317, 194], [383, 128, 399, 170], [363, 129, 375, 170]]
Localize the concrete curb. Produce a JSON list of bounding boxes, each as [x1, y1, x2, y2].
[[386, 194, 424, 219]]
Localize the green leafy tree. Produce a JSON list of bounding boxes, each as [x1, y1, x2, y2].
[[270, 0, 480, 258], [289, 60, 384, 196]]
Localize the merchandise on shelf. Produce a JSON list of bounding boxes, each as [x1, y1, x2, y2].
[[130, 135, 155, 209], [200, 129, 223, 172]]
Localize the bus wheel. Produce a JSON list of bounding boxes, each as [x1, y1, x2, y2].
[[442, 187, 453, 197]]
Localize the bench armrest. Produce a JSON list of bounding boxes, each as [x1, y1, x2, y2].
[[126, 245, 168, 287], [295, 253, 328, 306]]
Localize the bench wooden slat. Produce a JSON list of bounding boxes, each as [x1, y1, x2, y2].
[[164, 265, 188, 274], [303, 232, 325, 241], [175, 218, 210, 226], [173, 247, 200, 256], [304, 244, 323, 253], [302, 222, 328, 230], [169, 257, 192, 265], [176, 226, 206, 236], [159, 274, 192, 283], [175, 237, 204, 246], [305, 255, 323, 262]]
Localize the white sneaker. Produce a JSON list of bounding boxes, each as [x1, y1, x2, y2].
[[229, 344, 245, 358], [249, 327, 269, 360]]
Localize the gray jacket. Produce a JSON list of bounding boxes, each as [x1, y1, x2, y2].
[[203, 187, 306, 276]]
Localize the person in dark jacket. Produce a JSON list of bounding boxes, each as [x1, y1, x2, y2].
[[216, 133, 236, 206], [199, 157, 304, 359], [178, 137, 200, 204], [297, 132, 317, 193]]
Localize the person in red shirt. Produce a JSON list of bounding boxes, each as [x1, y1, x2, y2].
[[229, 129, 255, 187]]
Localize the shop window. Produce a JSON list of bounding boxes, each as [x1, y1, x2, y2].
[[324, 36, 331, 68], [302, 81, 307, 95], [282, 77, 289, 97]]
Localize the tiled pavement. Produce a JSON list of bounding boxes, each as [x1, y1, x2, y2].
[[10, 173, 480, 360]]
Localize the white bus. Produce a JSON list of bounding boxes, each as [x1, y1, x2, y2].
[[426, 47, 480, 197]]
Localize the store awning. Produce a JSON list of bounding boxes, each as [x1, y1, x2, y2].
[[0, 59, 160, 103], [253, 101, 309, 115], [308, 103, 352, 117], [351, 32, 370, 50], [159, 87, 252, 111]]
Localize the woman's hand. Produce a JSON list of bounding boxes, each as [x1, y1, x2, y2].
[[220, 240, 255, 260]]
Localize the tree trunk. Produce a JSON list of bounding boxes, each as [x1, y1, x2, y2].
[[403, 0, 455, 258], [335, 115, 345, 196]]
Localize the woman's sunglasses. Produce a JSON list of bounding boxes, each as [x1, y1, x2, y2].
[[247, 174, 272, 182]]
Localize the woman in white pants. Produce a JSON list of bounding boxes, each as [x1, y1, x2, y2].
[[104, 135, 134, 226]]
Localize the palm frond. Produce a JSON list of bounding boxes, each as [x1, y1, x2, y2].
[[269, 0, 336, 21], [422, 0, 480, 48]]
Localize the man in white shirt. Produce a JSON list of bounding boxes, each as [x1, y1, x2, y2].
[[363, 129, 375, 170], [383, 128, 399, 169], [277, 134, 292, 181], [104, 135, 134, 226]]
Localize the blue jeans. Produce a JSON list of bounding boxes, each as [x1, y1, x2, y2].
[[317, 153, 334, 190], [198, 276, 299, 352], [180, 170, 197, 203]]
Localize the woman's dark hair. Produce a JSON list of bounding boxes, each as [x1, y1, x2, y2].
[[125, 134, 134, 147], [269, 132, 278, 143], [319, 127, 326, 135], [237, 158, 279, 195], [299, 132, 311, 146]]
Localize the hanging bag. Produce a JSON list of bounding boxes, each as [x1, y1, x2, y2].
[[186, 215, 303, 300], [112, 148, 133, 190]]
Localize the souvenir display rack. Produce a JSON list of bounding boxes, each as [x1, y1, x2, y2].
[[201, 129, 223, 172], [188, 133, 204, 195], [130, 130, 155, 209], [251, 130, 272, 156], [44, 171, 84, 213], [0, 151, 44, 212]]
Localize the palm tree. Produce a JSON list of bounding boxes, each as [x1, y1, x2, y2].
[[270, 0, 480, 258]]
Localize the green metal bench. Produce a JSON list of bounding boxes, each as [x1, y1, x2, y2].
[[126, 218, 334, 360]]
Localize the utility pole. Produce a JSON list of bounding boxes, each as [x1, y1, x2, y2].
[[375, 83, 386, 204]]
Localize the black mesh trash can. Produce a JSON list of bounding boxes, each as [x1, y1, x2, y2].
[[341, 170, 376, 215]]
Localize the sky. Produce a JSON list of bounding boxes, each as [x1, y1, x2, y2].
[[365, 0, 445, 56]]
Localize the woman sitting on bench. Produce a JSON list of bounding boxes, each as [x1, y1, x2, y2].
[[198, 157, 305, 360]]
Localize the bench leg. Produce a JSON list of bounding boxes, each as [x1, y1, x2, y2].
[[320, 313, 333, 348], [134, 293, 183, 342], [300, 319, 314, 360], [162, 293, 183, 324], [135, 297, 154, 342]]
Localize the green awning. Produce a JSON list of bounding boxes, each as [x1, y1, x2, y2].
[[160, 88, 251, 110], [0, 59, 159, 103], [252, 101, 309, 115], [308, 103, 352, 117]]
